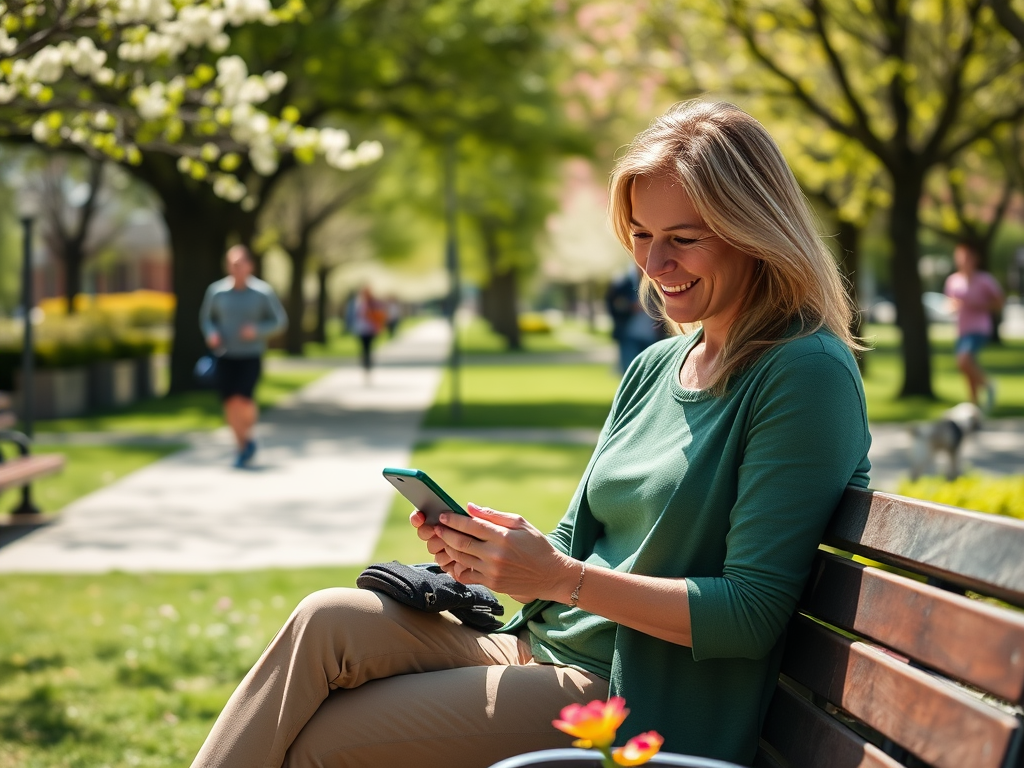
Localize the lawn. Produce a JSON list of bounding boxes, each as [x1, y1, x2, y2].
[[425, 363, 619, 428], [860, 323, 1024, 421], [0, 444, 184, 518], [0, 438, 593, 768]]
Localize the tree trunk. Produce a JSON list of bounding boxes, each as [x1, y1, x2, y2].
[[834, 218, 865, 371], [478, 224, 521, 350], [284, 242, 310, 355], [134, 155, 247, 393], [63, 244, 85, 315], [313, 264, 330, 344], [889, 179, 934, 399]]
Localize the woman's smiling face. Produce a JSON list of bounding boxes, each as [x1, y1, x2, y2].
[[629, 174, 757, 338]]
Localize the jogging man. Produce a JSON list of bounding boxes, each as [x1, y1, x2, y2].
[[200, 245, 287, 467]]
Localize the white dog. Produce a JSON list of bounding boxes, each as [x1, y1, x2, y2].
[[908, 402, 984, 480]]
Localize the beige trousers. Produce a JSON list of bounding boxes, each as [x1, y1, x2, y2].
[[190, 588, 608, 768]]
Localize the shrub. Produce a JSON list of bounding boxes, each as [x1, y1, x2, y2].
[[897, 475, 1024, 520], [518, 312, 552, 334], [38, 290, 175, 328]]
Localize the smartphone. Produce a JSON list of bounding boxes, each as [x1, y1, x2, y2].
[[382, 467, 468, 526]]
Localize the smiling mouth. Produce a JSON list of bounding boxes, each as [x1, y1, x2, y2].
[[660, 279, 699, 295]]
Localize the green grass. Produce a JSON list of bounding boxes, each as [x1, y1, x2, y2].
[[34, 368, 329, 435], [425, 363, 619, 428], [0, 445, 183, 517], [456, 317, 577, 355], [860, 324, 1024, 422], [0, 438, 594, 767]]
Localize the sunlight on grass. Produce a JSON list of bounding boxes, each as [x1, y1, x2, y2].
[[426, 364, 619, 428]]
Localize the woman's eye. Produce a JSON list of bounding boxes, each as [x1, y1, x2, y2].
[[630, 232, 650, 240], [673, 237, 697, 245]]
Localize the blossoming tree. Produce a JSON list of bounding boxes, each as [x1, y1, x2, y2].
[[0, 0, 381, 201], [0, 0, 383, 388]]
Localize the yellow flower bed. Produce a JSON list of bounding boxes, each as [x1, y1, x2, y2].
[[39, 291, 175, 327]]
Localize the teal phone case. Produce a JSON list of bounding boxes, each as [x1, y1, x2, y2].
[[382, 467, 468, 525]]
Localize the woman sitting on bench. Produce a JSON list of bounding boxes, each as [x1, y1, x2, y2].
[[190, 101, 871, 768]]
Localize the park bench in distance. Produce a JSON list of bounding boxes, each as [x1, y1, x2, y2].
[[0, 392, 65, 517], [493, 487, 1024, 768]]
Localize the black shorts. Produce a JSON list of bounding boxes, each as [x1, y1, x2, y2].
[[216, 356, 262, 401]]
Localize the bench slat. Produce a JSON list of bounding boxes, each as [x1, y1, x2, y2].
[[802, 552, 1024, 704], [760, 679, 904, 768], [780, 614, 1019, 768], [0, 454, 65, 491], [825, 488, 1024, 608]]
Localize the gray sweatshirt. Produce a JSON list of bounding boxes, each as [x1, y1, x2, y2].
[[199, 276, 288, 358]]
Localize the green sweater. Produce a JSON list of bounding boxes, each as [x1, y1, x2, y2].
[[499, 328, 871, 766]]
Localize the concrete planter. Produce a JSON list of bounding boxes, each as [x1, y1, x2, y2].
[[134, 355, 155, 400], [89, 359, 137, 410], [17, 366, 90, 420]]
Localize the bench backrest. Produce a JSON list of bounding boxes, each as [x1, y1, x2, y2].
[[758, 487, 1024, 768]]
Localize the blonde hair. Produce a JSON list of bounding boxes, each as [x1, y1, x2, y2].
[[609, 100, 861, 393]]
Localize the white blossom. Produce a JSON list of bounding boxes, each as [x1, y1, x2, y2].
[[0, 84, 17, 104], [30, 46, 65, 83], [31, 120, 51, 142], [114, 0, 175, 25], [249, 136, 278, 175], [224, 0, 273, 26], [0, 29, 17, 56]]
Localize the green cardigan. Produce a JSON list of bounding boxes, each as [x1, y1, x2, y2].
[[499, 328, 871, 765]]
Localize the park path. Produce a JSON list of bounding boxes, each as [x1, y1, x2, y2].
[[0, 320, 450, 573]]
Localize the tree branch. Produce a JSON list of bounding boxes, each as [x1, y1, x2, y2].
[[921, 0, 984, 165], [988, 0, 1024, 46]]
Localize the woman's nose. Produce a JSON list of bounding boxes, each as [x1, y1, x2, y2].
[[644, 240, 675, 277]]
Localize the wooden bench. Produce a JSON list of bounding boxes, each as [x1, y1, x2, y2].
[[493, 487, 1024, 768], [0, 394, 65, 516], [758, 487, 1024, 768]]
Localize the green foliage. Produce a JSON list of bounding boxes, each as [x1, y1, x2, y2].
[[898, 475, 1024, 520]]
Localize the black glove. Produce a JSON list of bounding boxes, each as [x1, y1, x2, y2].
[[356, 561, 505, 632]]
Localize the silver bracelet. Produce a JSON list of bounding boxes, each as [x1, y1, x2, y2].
[[569, 562, 586, 608]]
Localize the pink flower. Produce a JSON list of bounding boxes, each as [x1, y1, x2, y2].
[[612, 731, 664, 766], [552, 697, 629, 749]]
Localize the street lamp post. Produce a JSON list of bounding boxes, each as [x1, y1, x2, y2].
[[444, 137, 461, 421], [13, 188, 40, 516]]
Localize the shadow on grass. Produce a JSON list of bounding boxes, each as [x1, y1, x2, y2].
[[0, 683, 90, 746]]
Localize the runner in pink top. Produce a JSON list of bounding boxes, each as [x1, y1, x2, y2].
[[944, 242, 1005, 411]]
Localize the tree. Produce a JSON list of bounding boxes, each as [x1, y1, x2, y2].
[[641, 0, 1024, 398], [255, 161, 372, 354], [0, 0, 383, 389]]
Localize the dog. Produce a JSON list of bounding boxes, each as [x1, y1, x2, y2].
[[908, 402, 984, 481]]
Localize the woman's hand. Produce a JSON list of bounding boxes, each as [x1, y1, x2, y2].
[[429, 503, 579, 604]]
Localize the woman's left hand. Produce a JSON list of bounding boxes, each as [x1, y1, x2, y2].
[[433, 503, 576, 604]]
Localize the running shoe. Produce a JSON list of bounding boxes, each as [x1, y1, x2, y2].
[[234, 439, 257, 468]]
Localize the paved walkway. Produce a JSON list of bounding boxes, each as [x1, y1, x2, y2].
[[0, 320, 450, 573]]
